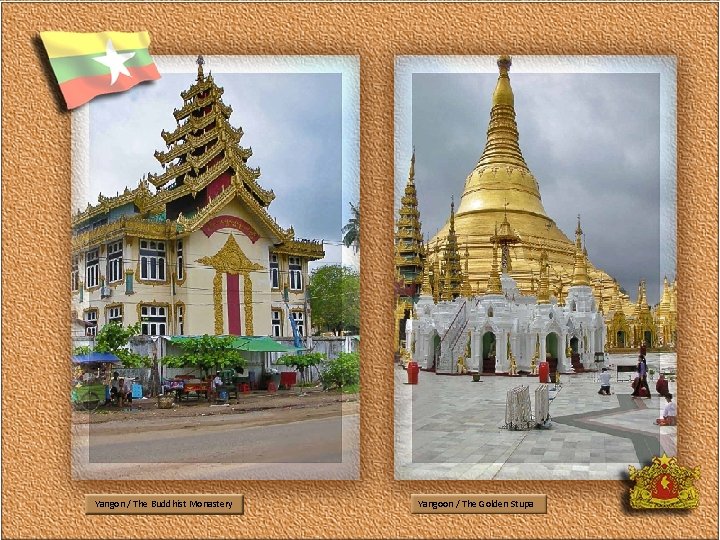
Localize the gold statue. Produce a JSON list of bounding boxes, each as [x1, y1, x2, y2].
[[457, 355, 467, 375], [509, 353, 517, 376], [399, 348, 412, 368]]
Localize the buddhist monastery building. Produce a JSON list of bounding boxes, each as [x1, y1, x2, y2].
[[72, 57, 324, 340], [396, 56, 676, 369]]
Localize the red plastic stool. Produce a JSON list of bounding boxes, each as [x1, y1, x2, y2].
[[239, 383, 251, 394]]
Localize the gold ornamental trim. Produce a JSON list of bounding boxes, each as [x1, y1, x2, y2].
[[198, 234, 265, 336], [136, 301, 172, 326], [629, 454, 699, 509], [213, 271, 223, 335]]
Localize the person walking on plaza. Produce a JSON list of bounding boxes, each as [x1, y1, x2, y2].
[[655, 393, 677, 425], [597, 368, 612, 395], [632, 356, 651, 398]]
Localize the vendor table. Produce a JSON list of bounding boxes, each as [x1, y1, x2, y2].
[[180, 381, 209, 401]]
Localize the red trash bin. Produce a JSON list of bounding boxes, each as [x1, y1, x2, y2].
[[538, 361, 550, 383], [407, 361, 419, 385]]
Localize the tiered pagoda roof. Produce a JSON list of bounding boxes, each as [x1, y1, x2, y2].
[[394, 150, 425, 297], [71, 56, 323, 260], [439, 198, 463, 300]]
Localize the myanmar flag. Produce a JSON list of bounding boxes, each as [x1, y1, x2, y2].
[[40, 31, 160, 109]]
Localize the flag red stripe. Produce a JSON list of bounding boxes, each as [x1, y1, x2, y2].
[[59, 63, 161, 109]]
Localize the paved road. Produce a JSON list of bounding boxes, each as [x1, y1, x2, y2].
[[74, 413, 359, 480]]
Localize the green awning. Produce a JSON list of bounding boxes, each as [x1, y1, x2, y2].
[[231, 336, 299, 352], [168, 335, 298, 353]]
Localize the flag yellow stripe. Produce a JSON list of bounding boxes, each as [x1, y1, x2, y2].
[[40, 31, 151, 59]]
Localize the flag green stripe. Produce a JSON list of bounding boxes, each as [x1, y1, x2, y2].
[[49, 49, 155, 84]]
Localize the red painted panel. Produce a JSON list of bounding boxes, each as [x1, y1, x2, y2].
[[206, 171, 232, 204], [227, 273, 241, 335]]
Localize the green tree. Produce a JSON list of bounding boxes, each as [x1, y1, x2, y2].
[[341, 202, 360, 253], [94, 322, 152, 368], [308, 265, 359, 335], [277, 352, 326, 384], [320, 352, 359, 391], [163, 335, 247, 375]]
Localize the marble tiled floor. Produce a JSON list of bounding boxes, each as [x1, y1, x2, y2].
[[395, 353, 677, 480]]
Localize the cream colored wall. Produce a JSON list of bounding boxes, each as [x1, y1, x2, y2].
[[71, 199, 316, 337], [181, 199, 274, 336]]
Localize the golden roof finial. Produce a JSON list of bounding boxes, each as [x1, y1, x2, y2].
[[575, 214, 583, 250], [197, 55, 205, 80], [409, 147, 416, 184], [493, 56, 514, 107], [476, 55, 526, 170], [571, 219, 591, 287], [537, 246, 550, 303]]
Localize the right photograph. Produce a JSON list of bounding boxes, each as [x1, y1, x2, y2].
[[394, 55, 677, 480]]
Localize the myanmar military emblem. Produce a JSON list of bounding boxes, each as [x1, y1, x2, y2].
[[629, 454, 700, 509]]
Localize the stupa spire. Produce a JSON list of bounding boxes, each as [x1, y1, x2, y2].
[[476, 55, 528, 170], [571, 215, 591, 286], [462, 244, 473, 297], [486, 228, 502, 295], [440, 197, 463, 300], [196, 55, 205, 80], [394, 151, 424, 297], [537, 247, 550, 304], [420, 241, 433, 297]]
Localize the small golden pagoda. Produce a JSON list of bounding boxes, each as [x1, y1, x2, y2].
[[394, 150, 425, 349], [439, 198, 463, 300], [394, 150, 425, 291], [426, 55, 631, 317], [654, 276, 677, 347]]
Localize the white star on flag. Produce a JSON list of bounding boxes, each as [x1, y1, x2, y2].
[[92, 40, 136, 85]]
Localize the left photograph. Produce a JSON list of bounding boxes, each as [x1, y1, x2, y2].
[[70, 55, 360, 480]]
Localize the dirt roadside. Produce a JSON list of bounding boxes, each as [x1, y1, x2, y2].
[[73, 388, 359, 429]]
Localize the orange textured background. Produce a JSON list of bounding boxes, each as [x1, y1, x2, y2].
[[2, 3, 718, 539]]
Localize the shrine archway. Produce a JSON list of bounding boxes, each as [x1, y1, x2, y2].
[[643, 330, 653, 348], [432, 332, 441, 371], [545, 333, 559, 359], [570, 336, 579, 353], [616, 331, 626, 348], [482, 331, 496, 373]]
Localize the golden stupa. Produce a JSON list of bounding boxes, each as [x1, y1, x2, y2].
[[428, 55, 628, 308]]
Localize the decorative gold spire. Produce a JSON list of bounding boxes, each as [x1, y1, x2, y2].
[[197, 55, 205, 80], [420, 241, 433, 297], [395, 150, 424, 297], [537, 247, 550, 304], [575, 214, 583, 250], [476, 55, 528, 170], [462, 244, 473, 296], [489, 206, 520, 273], [440, 197, 463, 300], [432, 243, 441, 303], [486, 234, 502, 295], [571, 214, 591, 286]]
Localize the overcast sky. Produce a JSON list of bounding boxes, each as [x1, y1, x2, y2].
[[79, 58, 358, 269], [397, 57, 675, 305]]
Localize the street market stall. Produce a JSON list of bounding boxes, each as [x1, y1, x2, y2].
[[71, 352, 120, 411]]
